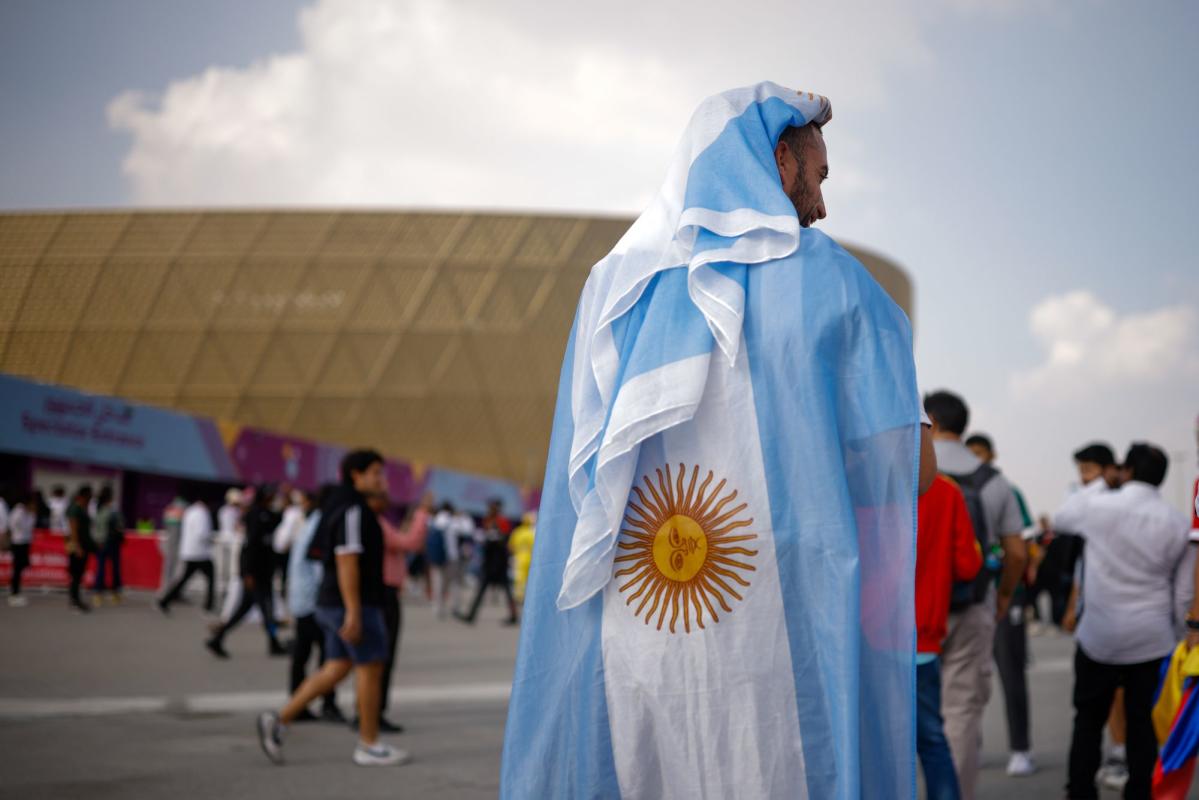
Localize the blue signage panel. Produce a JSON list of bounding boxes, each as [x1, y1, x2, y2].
[[0, 373, 237, 482]]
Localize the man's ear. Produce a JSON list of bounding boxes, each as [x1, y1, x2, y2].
[[774, 141, 789, 174]]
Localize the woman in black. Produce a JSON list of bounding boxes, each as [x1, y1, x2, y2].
[[206, 485, 286, 658]]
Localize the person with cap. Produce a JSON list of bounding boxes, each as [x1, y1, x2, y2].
[[501, 83, 935, 799]]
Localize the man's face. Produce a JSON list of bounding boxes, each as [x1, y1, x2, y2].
[[968, 443, 994, 464], [1103, 464, 1124, 489], [352, 461, 386, 496], [777, 132, 828, 228], [1076, 461, 1102, 485]]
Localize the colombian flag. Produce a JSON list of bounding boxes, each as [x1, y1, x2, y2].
[[1152, 643, 1199, 799]]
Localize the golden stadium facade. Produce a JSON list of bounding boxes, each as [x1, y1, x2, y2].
[[0, 211, 912, 486]]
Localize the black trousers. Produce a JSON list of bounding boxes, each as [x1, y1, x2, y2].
[[380, 587, 403, 714], [161, 559, 215, 611], [465, 574, 516, 622], [1066, 646, 1162, 800], [290, 613, 336, 707], [994, 599, 1031, 752], [10, 543, 30, 595], [214, 578, 277, 645], [68, 553, 88, 607]]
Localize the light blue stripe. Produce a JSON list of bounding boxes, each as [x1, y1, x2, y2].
[[683, 95, 813, 217], [501, 312, 621, 799], [618, 268, 714, 383], [744, 229, 918, 799]]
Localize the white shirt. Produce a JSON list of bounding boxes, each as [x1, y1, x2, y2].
[[450, 512, 476, 561], [9, 503, 34, 545], [217, 503, 242, 536], [273, 504, 306, 553], [178, 502, 214, 562], [1054, 481, 1191, 664], [48, 496, 68, 533]]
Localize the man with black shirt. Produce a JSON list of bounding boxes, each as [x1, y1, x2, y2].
[[65, 486, 95, 613], [257, 450, 409, 767], [206, 486, 286, 658], [924, 391, 1028, 800], [455, 499, 517, 626]]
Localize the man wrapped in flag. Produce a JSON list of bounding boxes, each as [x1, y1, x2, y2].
[[501, 83, 935, 799]]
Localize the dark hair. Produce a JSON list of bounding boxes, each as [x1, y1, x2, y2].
[[75, 485, 93, 501], [315, 483, 338, 510], [964, 433, 994, 454], [51, 485, 65, 497], [439, 501, 454, 514], [778, 122, 822, 160], [1123, 443, 1168, 487], [341, 449, 384, 485], [923, 391, 969, 436], [251, 484, 275, 508], [1072, 443, 1116, 468], [97, 485, 115, 507]]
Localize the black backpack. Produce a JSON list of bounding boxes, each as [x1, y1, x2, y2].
[[945, 463, 998, 610]]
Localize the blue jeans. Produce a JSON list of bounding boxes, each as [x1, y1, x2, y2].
[[93, 539, 122, 592], [918, 658, 961, 800]]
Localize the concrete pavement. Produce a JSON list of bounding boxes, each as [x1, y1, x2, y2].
[[1, 588, 1194, 799]]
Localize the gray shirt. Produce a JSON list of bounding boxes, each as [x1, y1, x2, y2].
[[933, 439, 1024, 545]]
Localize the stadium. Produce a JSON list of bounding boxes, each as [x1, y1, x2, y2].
[[0, 210, 913, 506]]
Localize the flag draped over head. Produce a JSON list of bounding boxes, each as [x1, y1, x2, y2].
[[502, 82, 920, 799]]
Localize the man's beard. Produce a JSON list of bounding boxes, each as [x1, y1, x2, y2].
[[787, 184, 813, 226]]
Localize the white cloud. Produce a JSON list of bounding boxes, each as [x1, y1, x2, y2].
[[1012, 290, 1198, 399], [106, 0, 957, 212]]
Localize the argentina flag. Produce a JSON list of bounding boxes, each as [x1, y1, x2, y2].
[[501, 83, 920, 799]]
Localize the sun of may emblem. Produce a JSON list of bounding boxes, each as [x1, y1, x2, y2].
[[614, 463, 758, 634]]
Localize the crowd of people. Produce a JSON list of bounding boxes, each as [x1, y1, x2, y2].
[[0, 449, 538, 768], [1, 482, 127, 610], [915, 390, 1197, 800]]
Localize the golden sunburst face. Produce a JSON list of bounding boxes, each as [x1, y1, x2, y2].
[[614, 463, 758, 634]]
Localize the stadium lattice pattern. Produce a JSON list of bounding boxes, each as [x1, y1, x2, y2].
[[0, 211, 911, 486]]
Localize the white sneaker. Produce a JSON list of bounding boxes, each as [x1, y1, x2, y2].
[[256, 711, 285, 764], [1006, 751, 1036, 776], [8, 595, 28, 607], [352, 741, 411, 767], [1099, 761, 1129, 791]]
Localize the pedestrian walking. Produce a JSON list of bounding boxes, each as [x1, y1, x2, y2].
[[1058, 443, 1190, 800], [925, 391, 1028, 800], [456, 499, 517, 626], [7, 490, 35, 607], [285, 487, 344, 724], [91, 486, 125, 606], [916, 473, 983, 800], [206, 486, 286, 658], [256, 450, 410, 767], [966, 433, 1038, 777], [159, 493, 216, 614], [65, 485, 96, 613]]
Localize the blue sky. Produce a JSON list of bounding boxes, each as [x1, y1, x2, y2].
[[1, 0, 1196, 513]]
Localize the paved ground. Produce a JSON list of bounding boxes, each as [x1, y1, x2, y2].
[[0, 587, 1193, 799]]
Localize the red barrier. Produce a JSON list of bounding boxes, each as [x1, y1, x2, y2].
[[0, 529, 164, 591]]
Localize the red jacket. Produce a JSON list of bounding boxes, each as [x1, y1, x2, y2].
[[916, 475, 983, 654]]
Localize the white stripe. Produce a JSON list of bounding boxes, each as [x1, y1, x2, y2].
[[341, 505, 362, 553], [601, 347, 806, 799], [0, 682, 511, 720]]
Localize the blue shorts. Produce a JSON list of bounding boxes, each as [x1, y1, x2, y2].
[[314, 605, 389, 665]]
